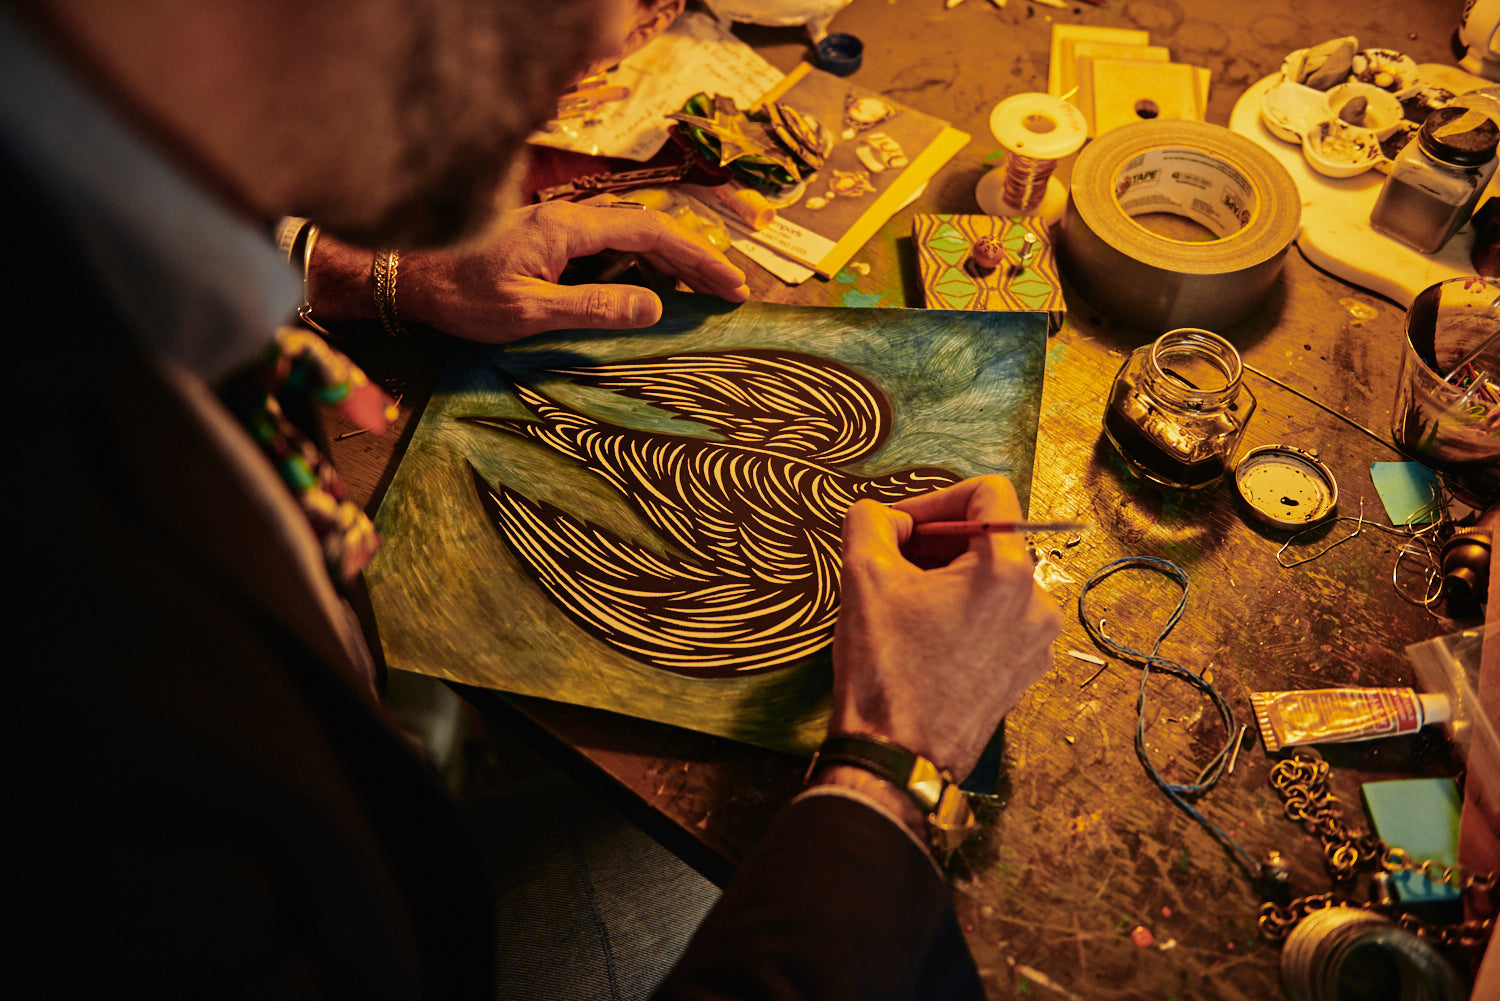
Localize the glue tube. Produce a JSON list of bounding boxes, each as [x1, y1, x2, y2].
[[1251, 688, 1452, 753]]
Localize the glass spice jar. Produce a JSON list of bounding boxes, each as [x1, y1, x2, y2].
[[1370, 106, 1499, 254], [1102, 328, 1257, 489]]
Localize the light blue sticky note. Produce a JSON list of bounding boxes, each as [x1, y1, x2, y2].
[[1370, 462, 1440, 525], [1360, 778, 1462, 904]]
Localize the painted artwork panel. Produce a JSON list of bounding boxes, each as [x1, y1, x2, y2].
[[365, 295, 1048, 754]]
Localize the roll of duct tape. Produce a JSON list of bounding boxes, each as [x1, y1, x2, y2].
[[1060, 120, 1302, 333]]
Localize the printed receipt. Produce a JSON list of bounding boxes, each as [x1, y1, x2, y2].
[[529, 12, 785, 161]]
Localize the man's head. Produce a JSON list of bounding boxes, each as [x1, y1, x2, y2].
[[25, 0, 631, 247]]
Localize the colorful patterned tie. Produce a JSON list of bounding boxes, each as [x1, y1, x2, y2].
[[222, 326, 397, 587]]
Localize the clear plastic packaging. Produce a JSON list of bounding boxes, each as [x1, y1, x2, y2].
[[1407, 625, 1499, 764], [1407, 626, 1500, 824]]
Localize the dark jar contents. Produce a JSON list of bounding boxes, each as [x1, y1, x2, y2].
[[1103, 328, 1256, 489], [1370, 106, 1499, 255]]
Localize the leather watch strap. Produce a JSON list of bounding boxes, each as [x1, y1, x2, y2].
[[812, 732, 944, 809], [807, 732, 976, 852]]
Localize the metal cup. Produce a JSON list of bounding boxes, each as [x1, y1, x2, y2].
[[1391, 277, 1500, 505]]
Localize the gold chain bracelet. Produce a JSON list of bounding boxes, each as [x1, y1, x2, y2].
[[1258, 752, 1498, 951]]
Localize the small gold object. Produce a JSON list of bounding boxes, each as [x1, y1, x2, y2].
[[929, 784, 976, 852], [297, 224, 332, 336], [273, 217, 332, 335], [274, 215, 312, 263], [808, 732, 978, 855], [906, 756, 945, 809], [372, 249, 409, 337], [1017, 232, 1039, 267]]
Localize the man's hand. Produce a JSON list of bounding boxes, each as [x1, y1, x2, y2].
[[828, 475, 1062, 783], [306, 199, 749, 341]]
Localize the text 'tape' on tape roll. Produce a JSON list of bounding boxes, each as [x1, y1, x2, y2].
[[1059, 120, 1302, 333]]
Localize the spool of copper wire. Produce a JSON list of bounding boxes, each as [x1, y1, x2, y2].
[[975, 93, 1088, 223], [1003, 150, 1061, 211], [1279, 908, 1463, 1001]]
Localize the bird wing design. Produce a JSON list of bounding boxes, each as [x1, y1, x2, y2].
[[544, 349, 891, 465], [462, 350, 958, 679], [469, 462, 843, 676]]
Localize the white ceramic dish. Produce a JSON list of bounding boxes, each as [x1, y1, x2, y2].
[[1261, 79, 1332, 142], [1261, 77, 1388, 178], [1350, 48, 1422, 97], [1301, 118, 1385, 177], [1324, 81, 1405, 138]]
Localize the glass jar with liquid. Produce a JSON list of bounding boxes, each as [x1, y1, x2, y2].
[[1370, 106, 1499, 254], [1102, 328, 1256, 489]]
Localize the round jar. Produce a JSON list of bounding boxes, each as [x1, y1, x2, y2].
[[1370, 106, 1499, 254], [1102, 328, 1257, 489]]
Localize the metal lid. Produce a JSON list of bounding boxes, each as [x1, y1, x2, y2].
[[1417, 106, 1499, 166], [815, 33, 863, 77], [1233, 445, 1339, 528]]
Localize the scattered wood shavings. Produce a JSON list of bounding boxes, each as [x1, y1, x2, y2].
[[1068, 650, 1106, 666], [1078, 659, 1110, 688], [1008, 958, 1084, 1001]]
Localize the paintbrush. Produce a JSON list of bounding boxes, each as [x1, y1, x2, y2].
[[911, 520, 1089, 537]]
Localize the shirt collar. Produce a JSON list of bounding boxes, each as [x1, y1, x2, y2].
[[0, 13, 301, 381]]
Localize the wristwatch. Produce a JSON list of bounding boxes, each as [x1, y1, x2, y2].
[[806, 732, 976, 853]]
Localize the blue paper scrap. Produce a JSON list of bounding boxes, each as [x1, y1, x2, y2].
[[1370, 462, 1440, 526], [1360, 777, 1461, 905]]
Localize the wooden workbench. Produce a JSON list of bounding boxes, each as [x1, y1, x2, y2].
[[331, 1, 1490, 997]]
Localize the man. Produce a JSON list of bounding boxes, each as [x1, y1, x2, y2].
[[5, 2, 1060, 999]]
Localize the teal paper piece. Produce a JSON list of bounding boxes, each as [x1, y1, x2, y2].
[[1370, 461, 1441, 525], [1360, 778, 1462, 904]]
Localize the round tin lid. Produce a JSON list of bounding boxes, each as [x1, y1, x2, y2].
[[1234, 445, 1339, 528], [1418, 106, 1499, 166]]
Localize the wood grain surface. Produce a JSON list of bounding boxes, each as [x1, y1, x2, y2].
[[327, 1, 1486, 996]]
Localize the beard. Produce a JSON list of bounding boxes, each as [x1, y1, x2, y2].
[[307, 0, 620, 249]]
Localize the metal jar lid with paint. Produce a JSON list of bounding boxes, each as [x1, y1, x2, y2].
[[1234, 444, 1339, 529]]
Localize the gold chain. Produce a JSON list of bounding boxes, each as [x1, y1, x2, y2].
[[1257, 752, 1498, 950]]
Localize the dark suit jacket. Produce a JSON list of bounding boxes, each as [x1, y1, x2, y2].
[[6, 153, 980, 1001], [8, 158, 493, 998], [656, 792, 981, 1000]]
